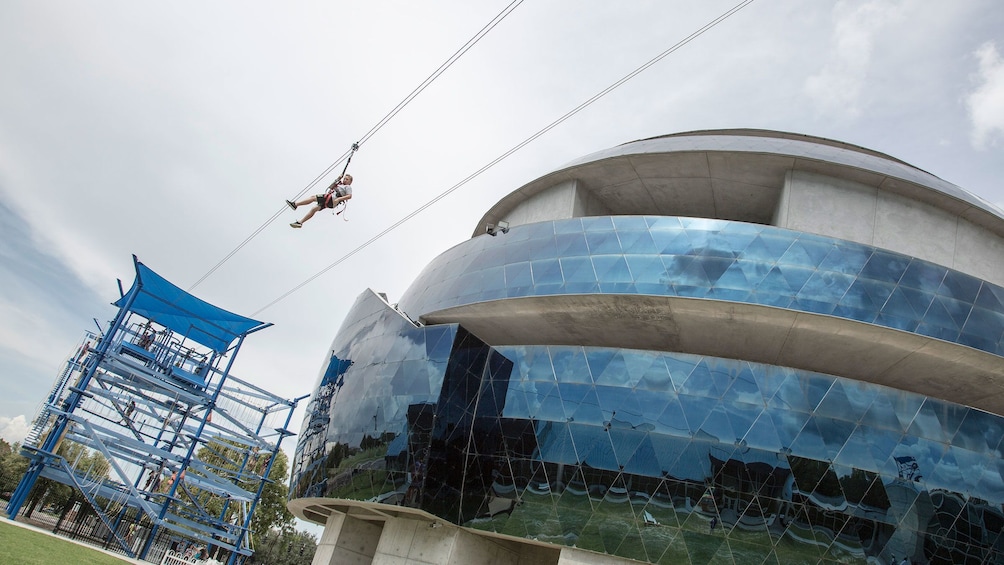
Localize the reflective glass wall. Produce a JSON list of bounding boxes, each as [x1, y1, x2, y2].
[[291, 218, 1004, 564], [291, 295, 1004, 564], [399, 217, 1004, 357]]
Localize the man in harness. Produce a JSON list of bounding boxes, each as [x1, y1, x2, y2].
[[286, 173, 353, 228]]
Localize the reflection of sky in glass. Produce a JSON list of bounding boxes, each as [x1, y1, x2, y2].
[[294, 285, 1004, 564], [398, 217, 1004, 358]]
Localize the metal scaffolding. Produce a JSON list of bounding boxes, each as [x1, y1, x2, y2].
[[5, 257, 304, 564]]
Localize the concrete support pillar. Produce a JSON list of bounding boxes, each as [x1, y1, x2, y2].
[[313, 512, 383, 565], [369, 517, 521, 565]]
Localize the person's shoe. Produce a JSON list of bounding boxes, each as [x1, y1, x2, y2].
[[286, 199, 297, 210], [290, 221, 302, 228]]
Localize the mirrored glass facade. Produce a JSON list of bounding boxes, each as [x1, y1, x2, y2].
[[291, 134, 1004, 565]]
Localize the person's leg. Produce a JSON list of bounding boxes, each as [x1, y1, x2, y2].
[[300, 205, 321, 224]]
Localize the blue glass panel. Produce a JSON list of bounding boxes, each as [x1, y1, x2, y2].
[[592, 255, 633, 283], [585, 230, 622, 254], [504, 261, 532, 288], [657, 229, 697, 256], [975, 282, 1004, 312], [899, 260, 947, 292], [818, 242, 870, 276], [526, 235, 558, 260], [953, 409, 1004, 453], [622, 434, 662, 477], [479, 266, 506, 292], [558, 256, 596, 284], [553, 217, 582, 234], [678, 394, 716, 435], [798, 270, 855, 302], [655, 398, 690, 436], [616, 229, 658, 254], [570, 388, 604, 425], [841, 278, 895, 312], [550, 347, 592, 384], [741, 233, 794, 262], [742, 412, 783, 452], [530, 258, 563, 285], [778, 238, 832, 268], [535, 421, 578, 464], [761, 265, 813, 295], [923, 295, 972, 332], [554, 232, 590, 257], [859, 249, 909, 283], [692, 256, 733, 286], [938, 270, 981, 304], [580, 216, 615, 232], [620, 255, 661, 286]]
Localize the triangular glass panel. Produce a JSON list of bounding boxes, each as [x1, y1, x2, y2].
[[779, 238, 832, 268], [743, 233, 793, 261], [938, 269, 981, 303], [700, 403, 736, 444], [681, 528, 726, 565], [664, 354, 700, 392], [723, 401, 762, 443], [554, 465, 594, 512], [908, 398, 966, 444], [922, 295, 968, 332], [608, 428, 648, 471], [592, 255, 633, 284], [635, 354, 674, 393], [569, 387, 604, 426], [535, 421, 578, 465], [656, 396, 692, 437], [743, 411, 784, 453], [549, 346, 592, 384]]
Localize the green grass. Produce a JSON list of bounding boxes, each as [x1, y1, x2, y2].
[[0, 520, 131, 565]]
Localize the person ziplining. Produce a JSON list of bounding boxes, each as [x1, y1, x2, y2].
[[286, 142, 359, 229], [286, 173, 353, 228]]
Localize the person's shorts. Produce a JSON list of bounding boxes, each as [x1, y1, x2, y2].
[[316, 195, 333, 209]]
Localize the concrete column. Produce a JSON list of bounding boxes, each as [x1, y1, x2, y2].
[[313, 512, 383, 565], [370, 517, 522, 565]]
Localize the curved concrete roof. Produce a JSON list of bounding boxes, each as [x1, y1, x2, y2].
[[475, 129, 1004, 239]]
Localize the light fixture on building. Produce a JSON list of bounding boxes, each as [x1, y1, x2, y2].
[[486, 221, 509, 236]]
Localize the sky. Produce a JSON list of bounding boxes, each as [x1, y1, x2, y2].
[[1, 0, 1003, 479]]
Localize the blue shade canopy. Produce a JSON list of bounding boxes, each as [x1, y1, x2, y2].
[[114, 259, 267, 353]]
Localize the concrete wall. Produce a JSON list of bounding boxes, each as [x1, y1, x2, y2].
[[313, 512, 383, 565], [776, 170, 1004, 287], [504, 180, 610, 228], [311, 511, 648, 565]]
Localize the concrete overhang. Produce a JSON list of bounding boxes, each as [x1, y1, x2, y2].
[[474, 129, 1004, 239], [420, 294, 1004, 417]]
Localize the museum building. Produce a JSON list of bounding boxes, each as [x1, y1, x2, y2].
[[288, 130, 1004, 565]]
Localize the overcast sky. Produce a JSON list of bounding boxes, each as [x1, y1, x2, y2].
[[2, 0, 1003, 462]]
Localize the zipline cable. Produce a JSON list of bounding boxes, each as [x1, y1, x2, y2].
[[252, 0, 758, 316], [187, 0, 525, 293]]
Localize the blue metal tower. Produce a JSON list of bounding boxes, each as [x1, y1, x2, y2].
[[5, 256, 303, 564]]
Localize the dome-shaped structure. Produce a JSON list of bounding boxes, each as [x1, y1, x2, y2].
[[290, 130, 1004, 565]]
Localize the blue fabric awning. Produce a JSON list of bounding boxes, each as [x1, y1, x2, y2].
[[114, 259, 267, 353]]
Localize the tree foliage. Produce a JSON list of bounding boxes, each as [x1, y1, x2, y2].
[[194, 440, 294, 541], [247, 528, 317, 565]]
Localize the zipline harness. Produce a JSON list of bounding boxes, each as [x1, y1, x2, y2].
[[328, 142, 360, 218]]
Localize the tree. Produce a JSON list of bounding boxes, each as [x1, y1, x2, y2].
[[248, 528, 317, 565], [194, 440, 294, 541]]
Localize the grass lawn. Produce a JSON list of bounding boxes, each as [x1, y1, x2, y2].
[[0, 520, 131, 565]]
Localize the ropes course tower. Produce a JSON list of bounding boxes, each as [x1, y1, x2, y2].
[[4, 256, 304, 564]]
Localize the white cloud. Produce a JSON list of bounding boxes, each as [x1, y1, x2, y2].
[[966, 41, 1004, 149], [804, 0, 907, 119], [0, 415, 30, 445]]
